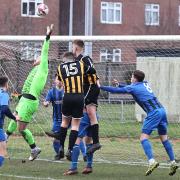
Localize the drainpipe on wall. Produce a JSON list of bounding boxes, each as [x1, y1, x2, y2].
[[69, 0, 73, 51], [85, 0, 93, 56]]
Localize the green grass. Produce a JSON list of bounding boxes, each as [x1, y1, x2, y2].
[[2, 102, 180, 179], [1, 159, 180, 180]]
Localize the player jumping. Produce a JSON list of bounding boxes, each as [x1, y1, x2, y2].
[[55, 52, 96, 162], [6, 24, 53, 161], [99, 70, 178, 176], [73, 40, 101, 154]]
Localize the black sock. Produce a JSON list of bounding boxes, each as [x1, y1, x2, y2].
[[30, 143, 36, 149], [59, 127, 67, 149], [91, 124, 99, 144], [68, 130, 78, 151], [6, 131, 12, 136]]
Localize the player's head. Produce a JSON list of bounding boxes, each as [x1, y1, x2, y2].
[[131, 70, 145, 83], [54, 74, 63, 88], [0, 76, 9, 89], [72, 39, 84, 56], [63, 52, 74, 62]]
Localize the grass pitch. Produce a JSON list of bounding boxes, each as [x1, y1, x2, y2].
[[1, 103, 180, 179], [1, 159, 180, 180]]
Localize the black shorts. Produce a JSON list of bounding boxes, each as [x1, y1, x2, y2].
[[84, 84, 100, 106], [62, 93, 84, 118]]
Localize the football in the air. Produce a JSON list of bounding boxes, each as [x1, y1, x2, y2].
[[37, 3, 49, 16]]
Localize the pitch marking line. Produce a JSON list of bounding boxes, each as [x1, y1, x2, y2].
[[0, 173, 63, 180]]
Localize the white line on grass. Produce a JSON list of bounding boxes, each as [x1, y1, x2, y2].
[[34, 158, 176, 169], [1, 158, 177, 179], [0, 173, 63, 180]]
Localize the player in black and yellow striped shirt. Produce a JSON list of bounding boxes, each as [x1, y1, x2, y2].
[[73, 39, 101, 154], [56, 52, 96, 160]]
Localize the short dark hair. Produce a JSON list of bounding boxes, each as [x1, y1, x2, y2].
[[133, 70, 145, 82], [0, 76, 8, 87], [73, 39, 84, 48], [63, 52, 74, 60]]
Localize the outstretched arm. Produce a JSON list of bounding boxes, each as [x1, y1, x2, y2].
[[33, 24, 54, 67], [99, 84, 133, 94], [100, 86, 128, 93], [29, 24, 54, 98]]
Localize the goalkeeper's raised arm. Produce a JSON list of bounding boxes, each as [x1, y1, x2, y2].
[[6, 24, 54, 162]]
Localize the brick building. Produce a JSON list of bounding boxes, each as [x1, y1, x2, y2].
[[1, 0, 180, 68], [1, 0, 180, 36]]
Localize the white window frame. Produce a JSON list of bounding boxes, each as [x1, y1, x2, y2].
[[21, 42, 42, 61], [145, 4, 160, 26], [21, 0, 43, 17], [100, 48, 121, 62], [101, 2, 122, 24]]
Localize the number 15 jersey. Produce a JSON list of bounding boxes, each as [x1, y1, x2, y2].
[[57, 59, 95, 94]]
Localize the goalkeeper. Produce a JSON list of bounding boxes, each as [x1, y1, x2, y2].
[[6, 24, 53, 161], [99, 70, 178, 176]]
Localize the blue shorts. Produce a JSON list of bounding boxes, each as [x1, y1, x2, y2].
[[0, 129, 6, 142], [52, 119, 61, 133], [78, 123, 92, 138], [142, 108, 168, 135]]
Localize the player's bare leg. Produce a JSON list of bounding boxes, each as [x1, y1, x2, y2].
[[86, 105, 101, 154]]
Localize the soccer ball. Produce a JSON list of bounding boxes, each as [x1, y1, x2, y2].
[[37, 3, 49, 16]]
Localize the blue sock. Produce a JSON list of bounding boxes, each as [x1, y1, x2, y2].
[[86, 144, 93, 168], [79, 140, 86, 157], [53, 140, 60, 154], [141, 139, 154, 160], [70, 144, 80, 170], [0, 156, 4, 167], [162, 140, 175, 161]]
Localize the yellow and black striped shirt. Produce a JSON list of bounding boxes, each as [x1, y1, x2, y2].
[[57, 60, 85, 94], [76, 54, 99, 85]]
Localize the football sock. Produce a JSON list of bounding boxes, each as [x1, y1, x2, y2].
[[162, 140, 175, 161], [70, 144, 80, 170], [0, 156, 4, 167], [79, 140, 86, 157], [53, 140, 61, 154], [91, 124, 99, 144], [68, 130, 78, 150], [86, 144, 93, 168], [20, 129, 35, 148], [59, 127, 67, 149], [6, 120, 17, 136], [141, 139, 154, 160]]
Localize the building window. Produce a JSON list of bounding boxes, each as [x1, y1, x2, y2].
[[101, 2, 122, 24], [100, 48, 121, 62], [21, 0, 43, 17], [21, 42, 42, 60], [145, 4, 159, 26]]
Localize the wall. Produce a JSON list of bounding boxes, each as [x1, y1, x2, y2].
[[136, 57, 180, 122]]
